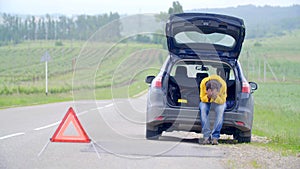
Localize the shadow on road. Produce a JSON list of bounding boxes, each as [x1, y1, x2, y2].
[[158, 135, 238, 145]]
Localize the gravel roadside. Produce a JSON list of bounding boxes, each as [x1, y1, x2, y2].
[[165, 132, 300, 169], [219, 135, 300, 169], [169, 132, 299, 169]]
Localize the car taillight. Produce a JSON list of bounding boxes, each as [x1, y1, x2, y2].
[[236, 121, 245, 126], [155, 116, 164, 121], [154, 76, 162, 88], [242, 81, 250, 93]]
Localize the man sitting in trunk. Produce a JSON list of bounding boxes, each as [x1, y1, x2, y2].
[[199, 74, 227, 145]]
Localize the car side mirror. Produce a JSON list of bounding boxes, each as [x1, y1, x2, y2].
[[145, 76, 155, 84], [249, 82, 258, 92]]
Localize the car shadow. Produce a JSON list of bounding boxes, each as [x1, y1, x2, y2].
[[158, 135, 238, 145]]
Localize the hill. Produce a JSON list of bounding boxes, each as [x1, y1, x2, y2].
[[187, 5, 300, 38], [0, 40, 166, 107]]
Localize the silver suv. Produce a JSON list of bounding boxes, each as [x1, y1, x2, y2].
[[145, 13, 258, 143]]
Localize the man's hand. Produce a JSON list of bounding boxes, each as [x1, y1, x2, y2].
[[207, 89, 213, 100], [211, 89, 218, 100]]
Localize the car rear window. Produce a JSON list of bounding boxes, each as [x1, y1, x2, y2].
[[174, 31, 236, 48]]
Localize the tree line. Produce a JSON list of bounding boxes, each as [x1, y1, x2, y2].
[[0, 1, 184, 46], [0, 12, 121, 45]]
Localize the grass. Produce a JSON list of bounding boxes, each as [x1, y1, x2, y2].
[[250, 160, 261, 169], [0, 40, 165, 108], [238, 30, 300, 154], [0, 93, 72, 109], [0, 40, 164, 93], [240, 29, 300, 83], [252, 82, 300, 154]]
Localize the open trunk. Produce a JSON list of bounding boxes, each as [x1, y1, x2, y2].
[[166, 60, 236, 110], [166, 13, 245, 59]]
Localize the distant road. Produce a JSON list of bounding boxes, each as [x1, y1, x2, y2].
[[0, 95, 224, 169]]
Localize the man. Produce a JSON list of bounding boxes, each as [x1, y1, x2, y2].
[[199, 74, 227, 145]]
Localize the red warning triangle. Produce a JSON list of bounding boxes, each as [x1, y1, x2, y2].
[[50, 107, 90, 143]]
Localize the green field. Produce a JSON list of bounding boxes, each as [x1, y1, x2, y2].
[[0, 30, 299, 153], [240, 29, 300, 82], [253, 82, 300, 153], [239, 30, 300, 153], [0, 40, 166, 107]]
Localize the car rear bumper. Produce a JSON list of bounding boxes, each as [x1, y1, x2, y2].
[[146, 106, 253, 134]]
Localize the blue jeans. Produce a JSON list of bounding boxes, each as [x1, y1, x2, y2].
[[199, 102, 226, 140]]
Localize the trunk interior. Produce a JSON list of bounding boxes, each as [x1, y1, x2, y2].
[[166, 60, 236, 110]]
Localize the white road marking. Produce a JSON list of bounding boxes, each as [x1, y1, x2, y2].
[[104, 103, 113, 108], [77, 110, 89, 116], [76, 101, 110, 104], [0, 132, 25, 140], [33, 121, 61, 131], [33, 103, 113, 131]]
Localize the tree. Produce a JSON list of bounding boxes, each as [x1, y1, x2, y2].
[[66, 17, 75, 40], [45, 14, 51, 40], [168, 1, 183, 14], [153, 1, 183, 47], [75, 15, 88, 40], [57, 15, 67, 39], [155, 12, 169, 23], [155, 1, 184, 23], [24, 19, 29, 40], [37, 18, 46, 40], [31, 16, 36, 40], [136, 34, 151, 43], [96, 12, 121, 42], [2, 14, 13, 42]]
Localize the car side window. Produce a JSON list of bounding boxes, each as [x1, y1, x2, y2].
[[229, 69, 235, 80]]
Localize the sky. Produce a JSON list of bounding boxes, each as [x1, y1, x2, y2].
[[0, 0, 299, 15]]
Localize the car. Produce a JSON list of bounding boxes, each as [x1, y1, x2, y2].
[[145, 13, 258, 143]]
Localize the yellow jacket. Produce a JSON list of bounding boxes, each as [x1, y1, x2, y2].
[[200, 74, 227, 104]]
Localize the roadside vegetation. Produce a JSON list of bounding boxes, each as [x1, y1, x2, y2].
[[0, 40, 165, 107], [239, 30, 300, 154], [253, 83, 300, 154]]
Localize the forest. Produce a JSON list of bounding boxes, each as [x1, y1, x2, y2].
[[0, 12, 121, 45]]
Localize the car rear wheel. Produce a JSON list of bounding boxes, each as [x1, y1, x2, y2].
[[146, 125, 162, 140], [234, 130, 251, 143], [146, 129, 161, 140]]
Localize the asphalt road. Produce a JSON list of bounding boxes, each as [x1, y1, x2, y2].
[[0, 95, 225, 169]]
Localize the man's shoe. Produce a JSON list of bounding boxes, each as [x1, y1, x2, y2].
[[202, 138, 211, 145], [212, 138, 219, 145]]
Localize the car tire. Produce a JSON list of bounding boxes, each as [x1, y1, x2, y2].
[[146, 128, 161, 140], [234, 130, 251, 143]]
